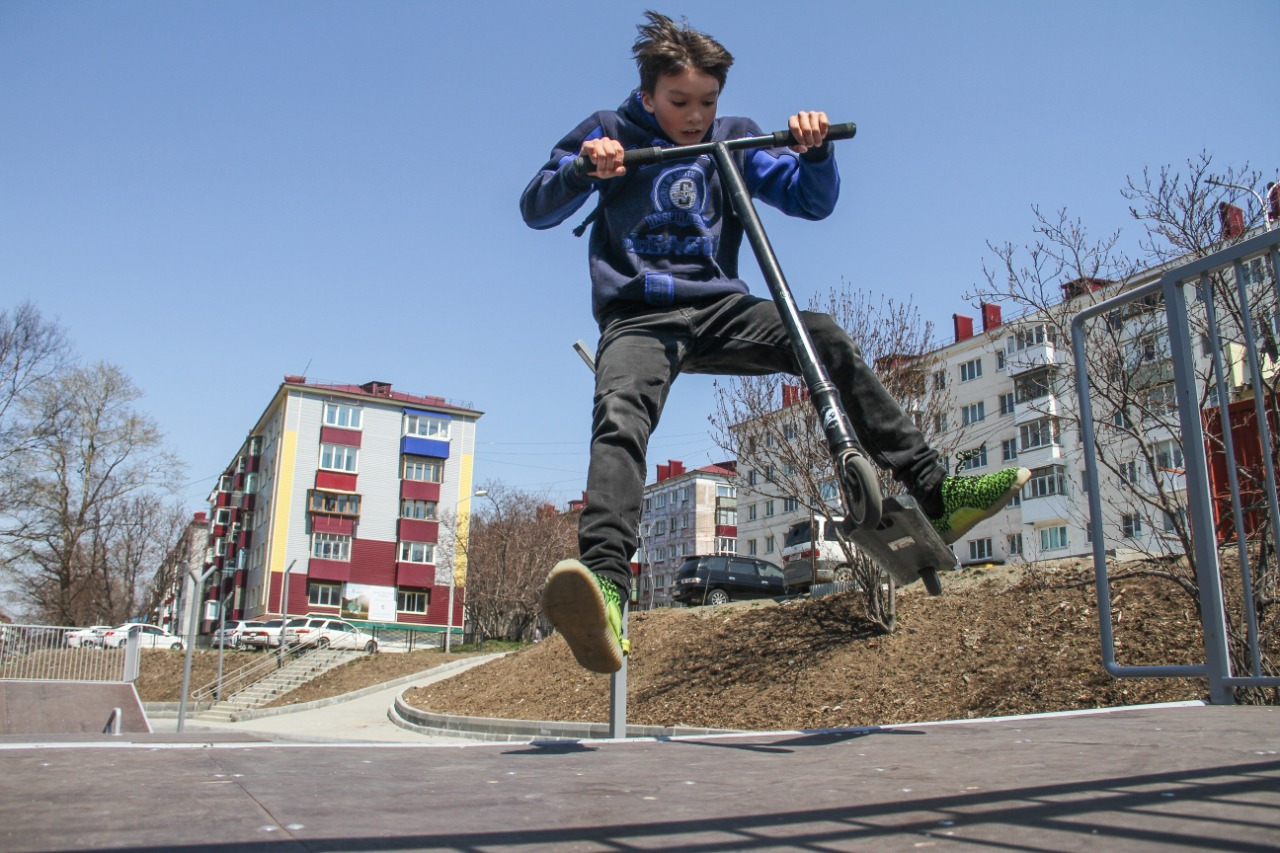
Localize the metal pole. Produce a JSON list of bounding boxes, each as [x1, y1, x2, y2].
[[215, 566, 227, 699], [608, 603, 628, 739], [278, 559, 295, 669], [444, 579, 454, 653], [177, 563, 220, 733]]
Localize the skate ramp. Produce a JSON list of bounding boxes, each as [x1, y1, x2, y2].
[[0, 680, 150, 734]]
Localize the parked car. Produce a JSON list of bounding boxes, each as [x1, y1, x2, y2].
[[211, 620, 267, 649], [291, 617, 379, 653], [671, 555, 786, 606], [100, 623, 184, 650], [66, 625, 113, 648], [782, 515, 857, 592], [239, 617, 308, 650]]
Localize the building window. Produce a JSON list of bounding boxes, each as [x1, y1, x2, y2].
[[308, 582, 342, 608], [1040, 526, 1068, 551], [999, 392, 1016, 416], [1015, 368, 1052, 403], [933, 370, 946, 390], [934, 413, 948, 432], [1020, 418, 1058, 451], [716, 484, 736, 498], [403, 455, 443, 483], [397, 589, 429, 613], [765, 500, 775, 517], [655, 520, 667, 536], [1002, 438, 1018, 462], [404, 413, 450, 439], [747, 470, 758, 486], [1122, 513, 1143, 539], [1153, 439, 1184, 474], [716, 537, 736, 555], [401, 498, 438, 520], [962, 401, 986, 425], [969, 538, 993, 561], [398, 541, 436, 564], [1007, 533, 1023, 556], [959, 358, 983, 382], [747, 503, 757, 521], [747, 539, 757, 556], [319, 443, 358, 473], [1119, 459, 1139, 485], [783, 497, 799, 512], [765, 535, 775, 554], [1025, 466, 1067, 499], [996, 350, 1006, 370], [312, 532, 351, 561], [308, 490, 361, 516], [324, 403, 362, 430], [214, 508, 231, 526], [962, 446, 988, 470]]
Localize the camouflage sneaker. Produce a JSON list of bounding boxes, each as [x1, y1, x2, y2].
[[931, 467, 1031, 544], [541, 559, 630, 674]]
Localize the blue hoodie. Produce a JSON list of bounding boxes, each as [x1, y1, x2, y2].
[[521, 91, 840, 326]]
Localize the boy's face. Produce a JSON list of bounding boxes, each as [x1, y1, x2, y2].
[[641, 68, 720, 144]]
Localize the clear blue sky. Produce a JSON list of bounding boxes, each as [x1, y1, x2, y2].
[[3, 0, 1276, 513]]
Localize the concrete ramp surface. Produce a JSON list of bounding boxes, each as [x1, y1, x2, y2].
[[0, 680, 150, 735]]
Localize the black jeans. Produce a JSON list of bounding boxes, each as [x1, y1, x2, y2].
[[581, 294, 946, 595]]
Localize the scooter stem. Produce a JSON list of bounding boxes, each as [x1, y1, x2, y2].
[[710, 142, 856, 457]]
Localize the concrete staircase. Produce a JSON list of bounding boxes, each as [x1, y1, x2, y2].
[[188, 649, 364, 722]]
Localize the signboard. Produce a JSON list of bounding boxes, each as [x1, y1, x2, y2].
[[341, 583, 396, 622]]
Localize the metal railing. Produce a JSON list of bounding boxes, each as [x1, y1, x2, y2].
[[0, 624, 134, 682], [190, 640, 309, 703], [1071, 228, 1280, 704]]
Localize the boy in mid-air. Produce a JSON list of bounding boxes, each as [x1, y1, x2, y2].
[[521, 11, 1029, 674]]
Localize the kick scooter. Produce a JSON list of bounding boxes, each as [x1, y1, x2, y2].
[[575, 124, 952, 594]]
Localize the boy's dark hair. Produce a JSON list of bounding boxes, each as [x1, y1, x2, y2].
[[632, 10, 734, 94]]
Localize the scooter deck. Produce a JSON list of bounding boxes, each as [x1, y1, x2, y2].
[[841, 495, 956, 595]]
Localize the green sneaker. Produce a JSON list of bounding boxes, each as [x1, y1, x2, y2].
[[541, 559, 630, 674], [931, 466, 1031, 545]]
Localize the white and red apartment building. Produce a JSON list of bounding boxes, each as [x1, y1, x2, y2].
[[636, 459, 738, 608], [202, 376, 481, 637]]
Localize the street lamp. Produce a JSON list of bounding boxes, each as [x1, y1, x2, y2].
[[1207, 178, 1276, 232]]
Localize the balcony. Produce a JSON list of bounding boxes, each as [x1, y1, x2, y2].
[[1016, 442, 1064, 470], [1020, 492, 1072, 525], [1014, 392, 1063, 425], [1005, 341, 1063, 376]]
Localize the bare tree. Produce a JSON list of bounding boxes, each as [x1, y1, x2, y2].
[[711, 283, 953, 632], [969, 154, 1278, 700], [0, 302, 69, 474], [450, 482, 578, 642], [0, 361, 182, 624]]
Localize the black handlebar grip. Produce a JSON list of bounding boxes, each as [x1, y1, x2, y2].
[[768, 120, 857, 148], [572, 145, 668, 177]]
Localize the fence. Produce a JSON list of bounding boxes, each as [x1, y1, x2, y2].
[[0, 624, 135, 683], [1071, 227, 1280, 704]]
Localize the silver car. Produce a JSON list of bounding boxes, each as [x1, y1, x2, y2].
[[211, 620, 266, 649]]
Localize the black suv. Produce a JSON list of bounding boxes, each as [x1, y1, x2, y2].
[[671, 555, 786, 606]]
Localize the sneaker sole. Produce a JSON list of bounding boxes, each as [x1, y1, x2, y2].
[[942, 467, 1032, 545], [542, 560, 624, 674]]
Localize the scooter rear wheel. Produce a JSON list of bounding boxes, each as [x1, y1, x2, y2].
[[840, 451, 882, 530]]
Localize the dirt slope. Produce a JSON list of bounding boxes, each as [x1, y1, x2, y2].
[[405, 563, 1218, 730]]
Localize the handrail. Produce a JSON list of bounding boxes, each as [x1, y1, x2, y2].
[[190, 640, 308, 703]]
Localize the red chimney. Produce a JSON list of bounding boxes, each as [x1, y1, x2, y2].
[[656, 463, 670, 482], [953, 314, 974, 343], [1219, 202, 1245, 239], [980, 302, 1002, 333]]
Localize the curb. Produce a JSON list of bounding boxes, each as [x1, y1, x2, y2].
[[389, 692, 743, 742]]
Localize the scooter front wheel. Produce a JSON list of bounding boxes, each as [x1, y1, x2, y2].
[[839, 451, 882, 530]]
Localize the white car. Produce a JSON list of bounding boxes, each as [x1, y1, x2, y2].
[[290, 617, 379, 653], [211, 620, 267, 649], [66, 625, 113, 648], [239, 617, 308, 650], [100, 623, 184, 650]]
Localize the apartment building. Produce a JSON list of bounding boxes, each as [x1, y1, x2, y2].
[[201, 376, 481, 637], [635, 459, 737, 608]]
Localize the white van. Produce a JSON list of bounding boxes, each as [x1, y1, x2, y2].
[[781, 516, 857, 591]]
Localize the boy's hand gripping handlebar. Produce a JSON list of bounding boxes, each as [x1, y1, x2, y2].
[[572, 121, 857, 177]]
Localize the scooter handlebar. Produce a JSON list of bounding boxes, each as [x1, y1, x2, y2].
[[571, 121, 856, 177]]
